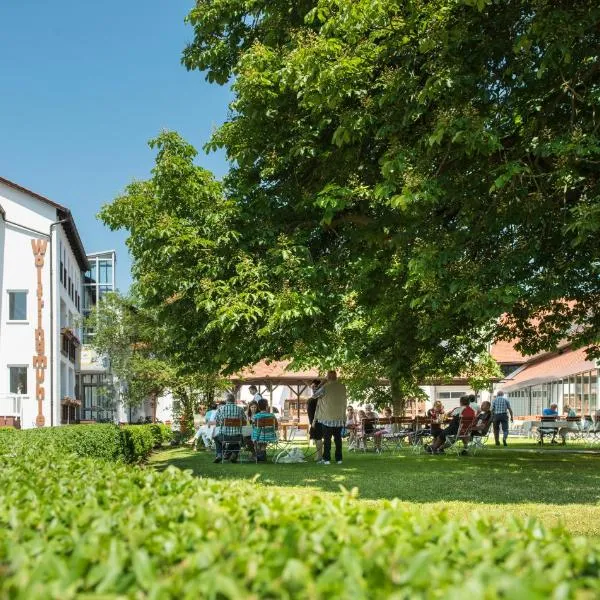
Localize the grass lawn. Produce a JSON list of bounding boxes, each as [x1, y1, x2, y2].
[[151, 442, 600, 539]]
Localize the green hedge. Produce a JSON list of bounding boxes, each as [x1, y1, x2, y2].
[[0, 449, 599, 599], [149, 422, 173, 447], [0, 423, 123, 461], [120, 425, 155, 462], [0, 423, 160, 463]]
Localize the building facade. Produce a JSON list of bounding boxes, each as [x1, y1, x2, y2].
[[501, 346, 599, 417], [79, 250, 120, 423], [0, 176, 88, 429]]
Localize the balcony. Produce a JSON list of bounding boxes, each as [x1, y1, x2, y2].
[[61, 328, 81, 364]]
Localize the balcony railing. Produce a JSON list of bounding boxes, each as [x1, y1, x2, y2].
[[0, 394, 25, 428]]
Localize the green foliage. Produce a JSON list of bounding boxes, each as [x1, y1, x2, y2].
[[86, 292, 175, 409], [0, 424, 123, 462], [179, 0, 599, 361], [101, 0, 600, 401], [465, 352, 503, 393], [1, 449, 600, 598], [149, 423, 173, 448], [119, 425, 156, 463], [0, 424, 158, 464]]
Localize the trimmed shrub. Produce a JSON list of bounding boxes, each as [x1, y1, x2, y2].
[[0, 424, 123, 461], [119, 425, 155, 463], [0, 424, 161, 464], [1, 449, 599, 599], [148, 423, 173, 448]]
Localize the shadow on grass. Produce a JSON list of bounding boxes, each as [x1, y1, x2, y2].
[[150, 446, 600, 505]]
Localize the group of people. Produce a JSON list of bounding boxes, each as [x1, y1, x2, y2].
[[424, 391, 515, 454], [191, 385, 278, 462], [193, 378, 519, 462]]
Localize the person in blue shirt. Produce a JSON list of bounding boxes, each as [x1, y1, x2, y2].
[[542, 403, 559, 416], [541, 403, 559, 444]]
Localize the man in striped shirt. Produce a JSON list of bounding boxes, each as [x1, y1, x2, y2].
[[491, 390, 514, 447], [214, 392, 247, 463]]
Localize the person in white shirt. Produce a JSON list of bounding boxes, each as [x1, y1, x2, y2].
[[249, 385, 263, 403], [468, 394, 480, 414]]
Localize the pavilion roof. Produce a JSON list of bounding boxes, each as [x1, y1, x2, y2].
[[230, 360, 321, 385]]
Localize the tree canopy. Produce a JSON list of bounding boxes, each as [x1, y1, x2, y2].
[[101, 0, 599, 396]]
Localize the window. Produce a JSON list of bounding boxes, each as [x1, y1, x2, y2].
[[9, 366, 27, 394], [8, 291, 27, 321], [98, 260, 112, 284], [98, 285, 112, 301], [437, 391, 466, 399]]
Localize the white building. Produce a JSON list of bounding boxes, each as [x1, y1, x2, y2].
[[0, 176, 88, 429]]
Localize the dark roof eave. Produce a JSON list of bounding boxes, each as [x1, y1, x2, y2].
[[57, 208, 90, 272]]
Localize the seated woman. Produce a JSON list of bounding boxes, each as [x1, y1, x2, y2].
[[373, 406, 393, 452], [345, 405, 358, 449], [251, 398, 278, 461], [189, 403, 218, 449], [471, 401, 492, 436], [427, 400, 445, 437], [426, 396, 475, 454]]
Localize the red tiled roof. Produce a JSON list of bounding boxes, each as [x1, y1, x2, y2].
[[490, 340, 528, 364], [502, 347, 596, 391], [232, 360, 321, 383]]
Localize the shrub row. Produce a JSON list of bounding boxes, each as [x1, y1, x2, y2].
[[1, 449, 599, 599], [0, 422, 171, 464]]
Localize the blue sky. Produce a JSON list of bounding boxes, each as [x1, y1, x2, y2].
[[0, 0, 231, 291]]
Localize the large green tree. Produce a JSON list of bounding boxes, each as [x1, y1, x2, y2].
[[101, 0, 599, 402], [182, 0, 600, 358]]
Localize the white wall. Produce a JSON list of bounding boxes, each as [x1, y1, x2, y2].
[[0, 181, 85, 428]]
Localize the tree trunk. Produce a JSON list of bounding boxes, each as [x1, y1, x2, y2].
[[151, 392, 157, 423], [390, 378, 406, 416]]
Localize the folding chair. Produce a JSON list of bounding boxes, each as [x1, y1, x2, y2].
[[470, 419, 492, 454], [410, 416, 435, 454], [445, 417, 476, 456], [219, 418, 248, 463], [356, 418, 378, 452], [252, 415, 278, 462], [537, 416, 558, 445], [373, 417, 394, 453], [585, 415, 600, 445], [564, 416, 583, 443]]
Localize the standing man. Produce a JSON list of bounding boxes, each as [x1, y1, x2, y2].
[[214, 392, 247, 463], [249, 385, 263, 403], [314, 371, 347, 465], [491, 390, 514, 447]]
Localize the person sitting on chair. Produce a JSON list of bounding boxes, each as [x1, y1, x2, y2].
[[251, 398, 278, 462], [427, 401, 445, 437], [345, 405, 358, 450], [373, 406, 393, 452], [541, 403, 560, 444], [426, 396, 475, 454], [471, 401, 492, 436], [214, 392, 247, 463]]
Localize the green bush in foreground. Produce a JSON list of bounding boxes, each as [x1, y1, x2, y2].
[[0, 450, 599, 599]]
